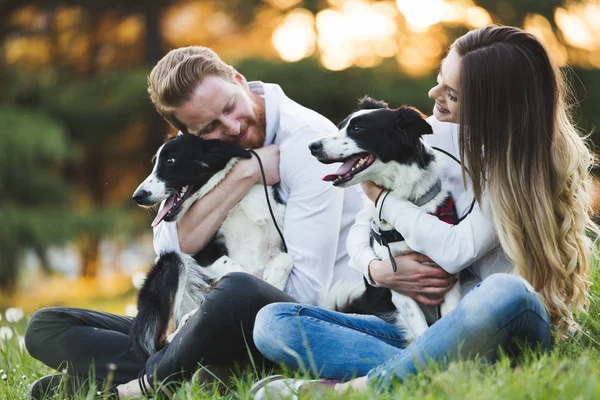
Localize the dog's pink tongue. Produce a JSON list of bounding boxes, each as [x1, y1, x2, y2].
[[322, 155, 361, 181], [151, 194, 177, 227]]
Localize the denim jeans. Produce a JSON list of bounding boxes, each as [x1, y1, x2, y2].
[[253, 273, 552, 391]]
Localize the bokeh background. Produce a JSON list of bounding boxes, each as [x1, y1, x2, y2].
[[1, 0, 599, 318]]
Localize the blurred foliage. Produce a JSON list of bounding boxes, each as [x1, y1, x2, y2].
[[0, 107, 72, 289], [474, 0, 562, 27], [239, 57, 599, 142], [40, 70, 153, 142], [0, 68, 158, 289]]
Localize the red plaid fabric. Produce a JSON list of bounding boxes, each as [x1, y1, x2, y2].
[[433, 195, 458, 225]]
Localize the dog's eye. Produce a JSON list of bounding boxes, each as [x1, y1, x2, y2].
[[166, 158, 176, 165], [350, 125, 364, 133]]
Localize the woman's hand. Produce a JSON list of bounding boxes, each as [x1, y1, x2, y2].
[[368, 253, 457, 305], [237, 144, 281, 185], [361, 181, 385, 204]]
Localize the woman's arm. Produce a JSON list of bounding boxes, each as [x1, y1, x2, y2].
[[346, 203, 457, 305], [376, 190, 498, 274]]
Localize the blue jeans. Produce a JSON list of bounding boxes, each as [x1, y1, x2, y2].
[[253, 273, 552, 391]]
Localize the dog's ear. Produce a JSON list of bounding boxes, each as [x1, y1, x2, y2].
[[201, 139, 253, 159], [358, 96, 388, 110], [395, 107, 433, 137], [229, 147, 253, 159]]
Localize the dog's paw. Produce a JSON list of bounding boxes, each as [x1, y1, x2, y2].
[[263, 253, 293, 291], [213, 255, 244, 270], [441, 283, 462, 316], [391, 292, 428, 342], [270, 253, 293, 271], [203, 256, 247, 281]]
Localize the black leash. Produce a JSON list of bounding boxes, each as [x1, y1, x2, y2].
[[247, 149, 288, 253]]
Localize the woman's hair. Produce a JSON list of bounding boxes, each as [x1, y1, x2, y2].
[[453, 25, 598, 331], [147, 46, 235, 132]]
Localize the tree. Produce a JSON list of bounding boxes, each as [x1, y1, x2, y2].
[[0, 107, 73, 290]]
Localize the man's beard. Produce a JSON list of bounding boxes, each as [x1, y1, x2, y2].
[[238, 96, 266, 149]]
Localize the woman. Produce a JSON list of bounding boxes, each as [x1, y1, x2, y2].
[[250, 24, 598, 397]]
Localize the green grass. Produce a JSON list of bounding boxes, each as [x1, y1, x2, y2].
[[2, 275, 600, 400]]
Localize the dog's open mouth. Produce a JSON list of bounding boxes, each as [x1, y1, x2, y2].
[[151, 184, 196, 227], [322, 153, 375, 186]]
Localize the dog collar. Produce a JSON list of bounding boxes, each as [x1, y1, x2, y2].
[[410, 178, 442, 206]]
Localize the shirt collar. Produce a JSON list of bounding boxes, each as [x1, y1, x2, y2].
[[249, 81, 280, 146]]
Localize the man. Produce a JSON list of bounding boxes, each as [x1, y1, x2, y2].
[[25, 46, 365, 399], [149, 46, 364, 304]]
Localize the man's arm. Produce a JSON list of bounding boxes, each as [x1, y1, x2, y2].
[[280, 162, 345, 304], [154, 145, 280, 255]]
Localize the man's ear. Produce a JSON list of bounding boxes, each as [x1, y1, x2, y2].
[[232, 67, 249, 89], [396, 107, 433, 137]]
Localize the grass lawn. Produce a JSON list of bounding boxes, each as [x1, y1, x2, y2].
[[2, 274, 600, 400]]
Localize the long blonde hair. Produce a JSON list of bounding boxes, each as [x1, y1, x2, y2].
[[454, 25, 598, 331]]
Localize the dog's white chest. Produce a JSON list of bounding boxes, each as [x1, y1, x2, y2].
[[219, 186, 286, 274]]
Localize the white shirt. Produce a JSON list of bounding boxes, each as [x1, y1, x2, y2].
[[153, 82, 363, 304], [346, 116, 513, 295]]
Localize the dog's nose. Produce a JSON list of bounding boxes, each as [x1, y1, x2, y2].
[[132, 189, 150, 204], [308, 141, 323, 154]]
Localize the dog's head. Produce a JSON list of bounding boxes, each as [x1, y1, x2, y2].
[[309, 97, 433, 187], [132, 134, 252, 226]]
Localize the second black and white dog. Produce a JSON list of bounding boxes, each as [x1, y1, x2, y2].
[[310, 97, 462, 343], [130, 134, 292, 360]]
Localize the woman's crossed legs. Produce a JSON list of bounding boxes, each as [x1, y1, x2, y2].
[[253, 273, 552, 393]]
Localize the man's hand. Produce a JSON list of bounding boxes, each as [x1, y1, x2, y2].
[[369, 253, 457, 305], [237, 144, 281, 185]]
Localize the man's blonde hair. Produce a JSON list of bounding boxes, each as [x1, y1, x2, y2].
[[148, 46, 236, 132]]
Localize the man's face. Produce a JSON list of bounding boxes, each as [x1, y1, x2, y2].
[[173, 74, 266, 149]]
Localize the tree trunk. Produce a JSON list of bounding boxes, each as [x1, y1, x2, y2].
[[145, 0, 169, 151], [0, 247, 18, 292], [79, 235, 99, 278]]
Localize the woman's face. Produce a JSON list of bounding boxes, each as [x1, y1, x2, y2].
[[428, 48, 461, 123]]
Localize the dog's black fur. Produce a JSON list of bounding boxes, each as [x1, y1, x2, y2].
[[130, 135, 290, 361], [317, 99, 435, 322], [313, 97, 460, 342]]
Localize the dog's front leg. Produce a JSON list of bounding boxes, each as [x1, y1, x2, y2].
[[201, 255, 248, 282], [440, 281, 462, 316], [263, 253, 294, 291], [391, 292, 429, 343]]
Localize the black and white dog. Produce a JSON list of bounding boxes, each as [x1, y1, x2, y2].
[[310, 97, 462, 343], [130, 134, 292, 360]]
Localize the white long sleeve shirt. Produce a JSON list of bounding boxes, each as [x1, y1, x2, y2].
[[153, 82, 363, 304], [346, 116, 513, 295]]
